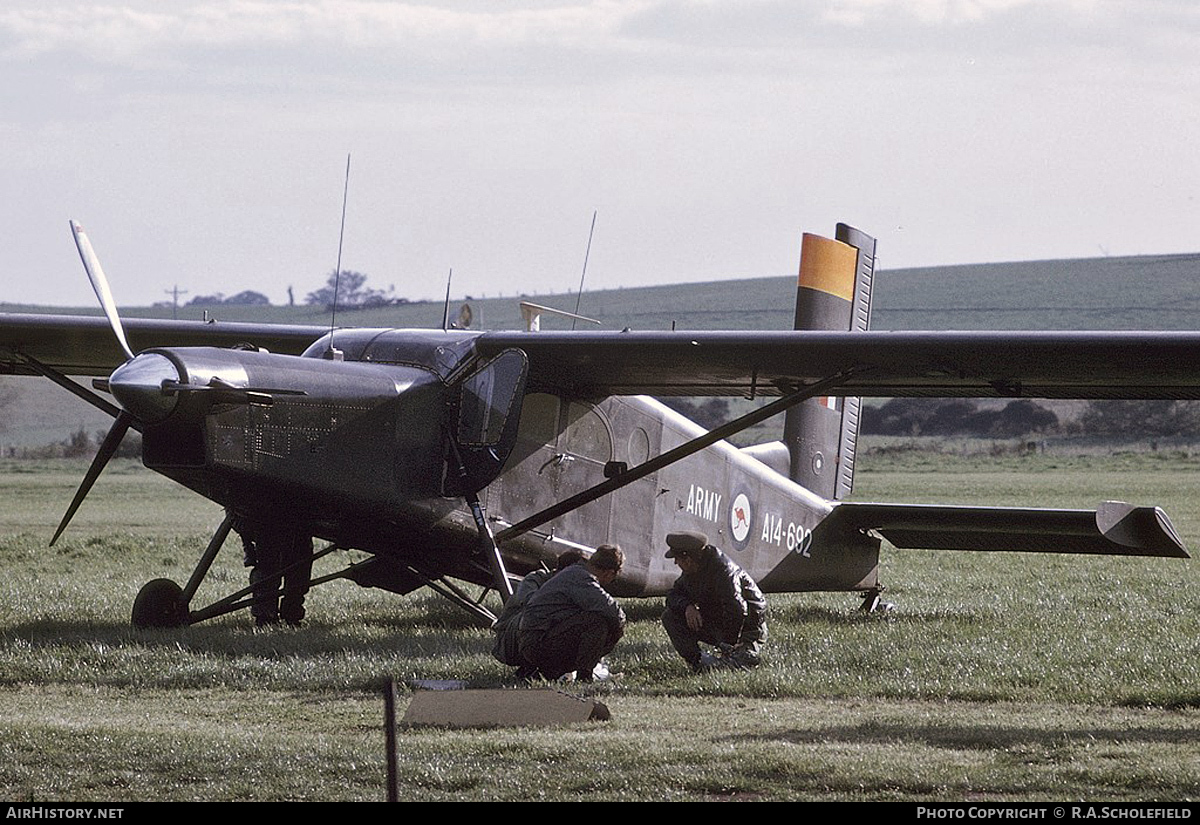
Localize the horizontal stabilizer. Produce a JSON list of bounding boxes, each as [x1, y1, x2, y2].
[[829, 500, 1188, 558]]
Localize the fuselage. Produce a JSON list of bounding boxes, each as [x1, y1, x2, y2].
[[485, 392, 879, 596], [131, 328, 881, 598]]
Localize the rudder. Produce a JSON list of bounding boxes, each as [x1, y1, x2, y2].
[[782, 223, 876, 500]]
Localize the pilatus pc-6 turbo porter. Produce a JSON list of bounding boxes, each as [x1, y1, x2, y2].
[[0, 222, 1192, 627]]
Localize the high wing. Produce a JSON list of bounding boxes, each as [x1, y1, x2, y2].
[[476, 329, 1200, 399], [6, 314, 1200, 401], [0, 314, 327, 376]]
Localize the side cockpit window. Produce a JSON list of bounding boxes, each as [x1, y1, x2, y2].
[[458, 350, 528, 447]]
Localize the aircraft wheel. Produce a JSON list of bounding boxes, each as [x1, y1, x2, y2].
[[131, 578, 189, 628]]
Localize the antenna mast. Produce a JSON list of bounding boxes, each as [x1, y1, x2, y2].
[[327, 153, 351, 357], [571, 210, 597, 330]]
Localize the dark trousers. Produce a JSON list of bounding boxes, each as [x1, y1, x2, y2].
[[251, 530, 313, 624], [519, 612, 619, 680], [661, 607, 725, 668]]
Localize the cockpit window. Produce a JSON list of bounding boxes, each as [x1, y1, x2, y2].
[[458, 349, 528, 446]]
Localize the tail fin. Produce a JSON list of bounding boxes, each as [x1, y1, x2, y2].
[[782, 223, 876, 500]]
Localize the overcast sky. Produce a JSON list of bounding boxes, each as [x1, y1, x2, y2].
[[2, 0, 1197, 308]]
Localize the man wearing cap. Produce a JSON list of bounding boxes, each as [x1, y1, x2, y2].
[[518, 544, 626, 681], [662, 531, 767, 672]]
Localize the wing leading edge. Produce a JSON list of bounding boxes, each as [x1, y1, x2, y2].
[[0, 314, 327, 376], [8, 316, 1200, 401]]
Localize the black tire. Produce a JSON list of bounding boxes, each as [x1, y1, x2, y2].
[[131, 578, 189, 628]]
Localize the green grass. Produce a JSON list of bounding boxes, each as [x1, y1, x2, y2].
[[1, 455, 1199, 800], [3, 689, 1194, 801]]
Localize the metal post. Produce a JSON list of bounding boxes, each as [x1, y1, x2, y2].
[[385, 678, 399, 802]]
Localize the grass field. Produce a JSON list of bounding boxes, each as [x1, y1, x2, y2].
[[1, 452, 1197, 801]]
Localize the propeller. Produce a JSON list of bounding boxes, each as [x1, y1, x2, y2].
[[54, 222, 299, 544], [50, 222, 143, 545], [50, 411, 134, 546], [70, 220, 134, 362]]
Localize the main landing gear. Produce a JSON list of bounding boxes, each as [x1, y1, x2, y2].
[[127, 511, 501, 629], [128, 513, 340, 629], [130, 513, 236, 629]]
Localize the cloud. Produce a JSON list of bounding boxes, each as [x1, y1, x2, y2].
[[822, 0, 1048, 27], [0, 2, 629, 60], [4, 0, 1195, 91]]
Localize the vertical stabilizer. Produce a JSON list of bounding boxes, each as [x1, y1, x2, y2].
[[782, 223, 876, 499]]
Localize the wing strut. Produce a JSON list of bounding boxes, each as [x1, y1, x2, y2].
[[495, 369, 860, 543], [13, 352, 127, 422], [448, 439, 515, 603]]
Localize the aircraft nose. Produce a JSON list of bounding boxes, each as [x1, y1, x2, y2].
[[109, 353, 180, 424]]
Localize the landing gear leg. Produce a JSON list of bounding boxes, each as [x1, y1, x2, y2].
[[130, 512, 234, 628], [859, 586, 895, 614], [465, 489, 514, 605], [448, 438, 514, 605]]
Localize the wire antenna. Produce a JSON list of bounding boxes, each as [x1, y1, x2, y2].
[[327, 153, 352, 355], [571, 210, 597, 330]]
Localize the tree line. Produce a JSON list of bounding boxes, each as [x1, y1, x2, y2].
[[661, 396, 1200, 440], [862, 398, 1200, 438], [167, 270, 410, 311]]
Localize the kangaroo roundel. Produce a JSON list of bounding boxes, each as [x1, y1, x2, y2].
[[730, 492, 752, 546]]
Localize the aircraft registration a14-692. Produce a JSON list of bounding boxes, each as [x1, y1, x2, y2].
[[0, 221, 1194, 627]]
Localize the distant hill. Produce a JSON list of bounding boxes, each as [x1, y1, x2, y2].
[[873, 254, 1200, 331], [3, 252, 1199, 447], [4, 252, 1199, 332]]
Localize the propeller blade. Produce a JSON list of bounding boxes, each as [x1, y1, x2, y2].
[[49, 412, 134, 546], [70, 220, 135, 362]]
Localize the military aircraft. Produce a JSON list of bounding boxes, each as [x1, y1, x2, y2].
[[0, 221, 1194, 628]]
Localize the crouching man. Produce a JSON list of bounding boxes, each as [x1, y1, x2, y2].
[[662, 531, 767, 672], [517, 545, 626, 682], [491, 550, 585, 672]]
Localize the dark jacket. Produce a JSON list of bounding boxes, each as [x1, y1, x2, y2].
[[519, 563, 626, 643], [665, 544, 766, 646], [491, 568, 553, 666]]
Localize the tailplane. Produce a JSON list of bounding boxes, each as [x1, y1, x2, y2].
[[782, 223, 876, 500], [826, 500, 1188, 558]]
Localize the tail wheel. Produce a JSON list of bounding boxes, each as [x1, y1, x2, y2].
[[131, 578, 189, 628]]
